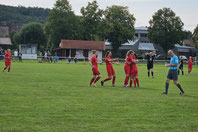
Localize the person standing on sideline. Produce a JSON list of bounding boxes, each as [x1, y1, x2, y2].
[[187, 56, 194, 74], [14, 49, 18, 62], [74, 55, 78, 64], [101, 51, 118, 87], [162, 50, 184, 95], [18, 51, 22, 62], [178, 56, 184, 75], [145, 52, 156, 78], [3, 49, 12, 74], [89, 50, 102, 87]]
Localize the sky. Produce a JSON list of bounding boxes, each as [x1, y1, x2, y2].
[[0, 0, 197, 31]]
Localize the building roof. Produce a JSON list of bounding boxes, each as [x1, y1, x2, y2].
[[135, 26, 148, 31], [60, 40, 105, 50], [0, 38, 12, 45], [138, 43, 155, 51]]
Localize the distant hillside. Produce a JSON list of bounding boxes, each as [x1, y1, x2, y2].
[[0, 4, 50, 24]]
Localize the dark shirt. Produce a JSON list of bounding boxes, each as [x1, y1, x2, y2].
[[180, 59, 183, 67], [147, 55, 155, 65]]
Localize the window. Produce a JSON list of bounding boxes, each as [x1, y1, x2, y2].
[[21, 45, 26, 54], [27, 45, 32, 54], [32, 45, 37, 54]]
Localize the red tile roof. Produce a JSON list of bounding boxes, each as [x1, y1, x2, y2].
[[60, 40, 105, 50]]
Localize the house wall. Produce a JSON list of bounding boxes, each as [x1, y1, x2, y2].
[[88, 50, 103, 62]]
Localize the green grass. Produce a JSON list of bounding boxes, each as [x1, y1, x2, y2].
[[0, 61, 198, 132]]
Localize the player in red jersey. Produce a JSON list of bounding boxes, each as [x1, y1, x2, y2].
[[130, 53, 139, 88], [3, 49, 12, 74], [187, 56, 194, 74], [89, 50, 102, 87], [101, 51, 119, 87], [124, 50, 133, 87]]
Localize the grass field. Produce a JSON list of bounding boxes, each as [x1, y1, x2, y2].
[[0, 61, 198, 132]]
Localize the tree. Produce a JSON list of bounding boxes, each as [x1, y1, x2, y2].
[[44, 0, 82, 50], [104, 6, 136, 56], [148, 8, 185, 55], [81, 0, 103, 41], [192, 25, 198, 49], [14, 22, 46, 50]]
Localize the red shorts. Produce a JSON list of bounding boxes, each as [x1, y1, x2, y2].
[[107, 66, 115, 76], [188, 65, 192, 70], [131, 70, 138, 78], [124, 65, 131, 75], [5, 60, 11, 67], [92, 67, 100, 75]]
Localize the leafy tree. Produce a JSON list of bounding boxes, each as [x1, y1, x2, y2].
[[44, 0, 82, 50], [192, 25, 198, 49], [14, 22, 46, 50], [148, 8, 185, 55], [0, 4, 50, 24], [104, 6, 136, 56], [81, 0, 103, 41]]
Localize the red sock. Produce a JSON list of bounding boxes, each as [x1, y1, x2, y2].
[[136, 78, 139, 86], [134, 79, 137, 88], [130, 79, 133, 87], [94, 77, 101, 83], [8, 67, 10, 72], [104, 78, 111, 82], [90, 78, 95, 85], [124, 76, 129, 86], [112, 76, 116, 85]]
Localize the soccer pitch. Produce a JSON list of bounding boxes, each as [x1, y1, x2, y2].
[[0, 61, 198, 132]]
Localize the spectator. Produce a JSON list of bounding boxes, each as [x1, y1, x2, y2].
[[18, 52, 22, 62], [68, 56, 72, 63], [47, 51, 52, 63], [44, 52, 47, 62], [74, 55, 78, 64], [0, 48, 4, 60], [54, 56, 59, 63], [14, 49, 18, 62]]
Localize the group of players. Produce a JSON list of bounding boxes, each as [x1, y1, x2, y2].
[[89, 50, 141, 88], [89, 49, 195, 91]]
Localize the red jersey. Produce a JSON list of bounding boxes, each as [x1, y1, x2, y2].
[[125, 55, 132, 66], [187, 59, 194, 69], [105, 57, 113, 68], [131, 58, 138, 71], [91, 55, 98, 69], [5, 52, 11, 61], [187, 59, 193, 65]]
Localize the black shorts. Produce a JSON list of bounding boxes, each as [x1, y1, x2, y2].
[[167, 69, 178, 81], [147, 63, 153, 70]]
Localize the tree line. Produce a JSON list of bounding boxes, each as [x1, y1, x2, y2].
[[6, 0, 198, 56], [0, 4, 50, 24]]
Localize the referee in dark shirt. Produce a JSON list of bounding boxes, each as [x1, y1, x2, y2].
[[178, 56, 184, 75], [145, 52, 156, 78], [162, 50, 184, 95]]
